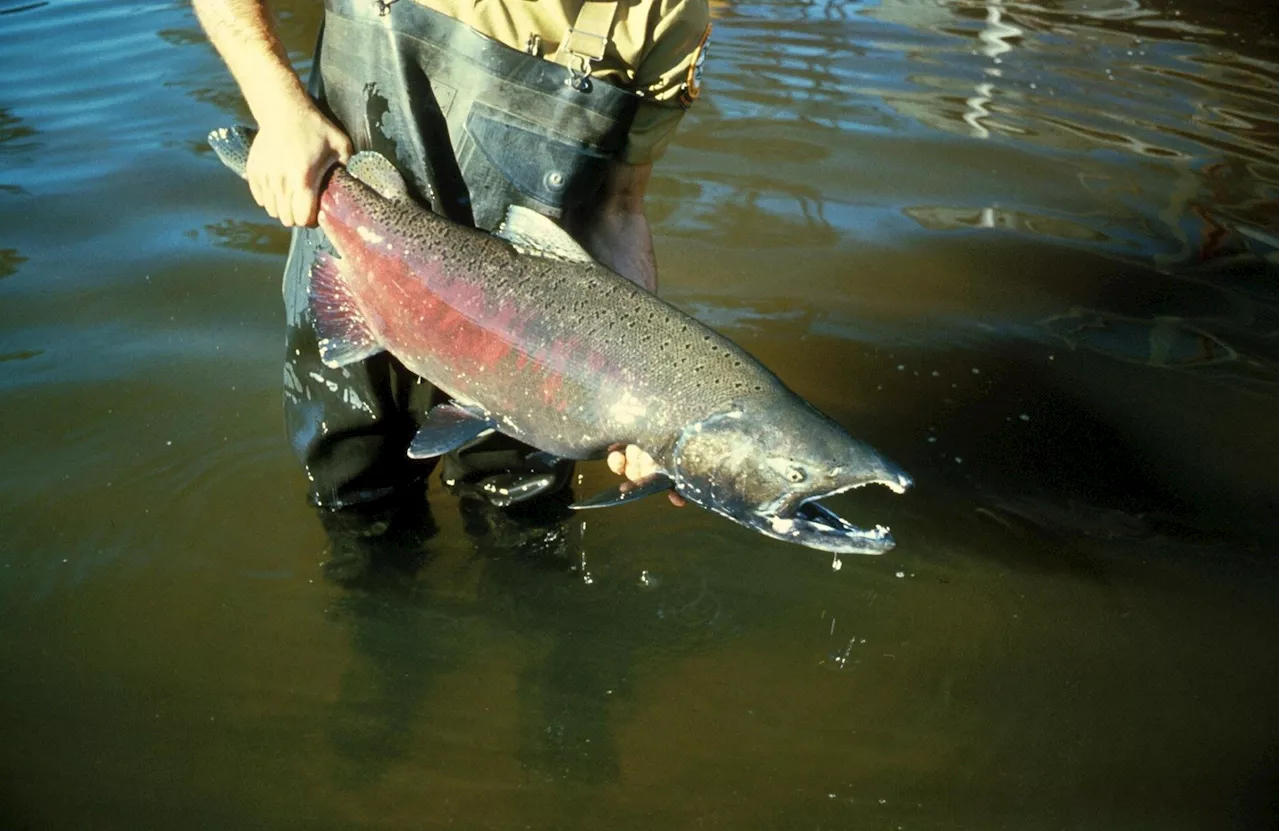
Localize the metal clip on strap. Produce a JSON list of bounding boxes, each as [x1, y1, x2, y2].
[[554, 0, 620, 90]]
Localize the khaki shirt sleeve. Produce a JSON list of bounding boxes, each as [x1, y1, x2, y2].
[[622, 102, 686, 164], [620, 0, 711, 165]]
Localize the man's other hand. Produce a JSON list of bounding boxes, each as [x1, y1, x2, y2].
[[607, 445, 686, 507], [247, 105, 352, 228]]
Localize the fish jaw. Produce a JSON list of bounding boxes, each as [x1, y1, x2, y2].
[[755, 482, 903, 555], [680, 475, 904, 555], [670, 396, 912, 556]]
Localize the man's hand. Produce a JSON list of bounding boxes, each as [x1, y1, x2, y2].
[[247, 106, 352, 228], [607, 445, 686, 507], [192, 0, 350, 227]]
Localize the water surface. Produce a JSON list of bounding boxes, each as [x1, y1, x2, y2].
[[0, 0, 1275, 828]]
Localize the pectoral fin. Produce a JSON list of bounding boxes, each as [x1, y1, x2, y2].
[[570, 473, 675, 510], [408, 403, 497, 459]]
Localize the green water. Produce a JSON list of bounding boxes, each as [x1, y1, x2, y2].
[[0, 0, 1275, 828]]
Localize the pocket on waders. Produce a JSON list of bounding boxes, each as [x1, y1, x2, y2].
[[462, 103, 613, 219]]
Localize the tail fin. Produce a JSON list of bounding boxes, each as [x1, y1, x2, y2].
[[207, 125, 257, 180]]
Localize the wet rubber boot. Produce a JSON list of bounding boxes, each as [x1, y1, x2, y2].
[[439, 445, 575, 509], [440, 444, 577, 555]]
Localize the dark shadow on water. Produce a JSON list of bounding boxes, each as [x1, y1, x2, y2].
[[316, 488, 655, 793], [320, 494, 450, 787], [0, 248, 27, 280], [198, 218, 293, 257], [0, 108, 38, 153], [460, 492, 630, 786]]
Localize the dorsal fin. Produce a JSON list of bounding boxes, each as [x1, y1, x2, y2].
[[346, 152, 412, 203], [495, 205, 595, 263]]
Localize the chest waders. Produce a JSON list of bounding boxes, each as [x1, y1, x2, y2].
[[283, 0, 639, 510]]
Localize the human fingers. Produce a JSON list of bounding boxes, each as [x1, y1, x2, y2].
[[293, 179, 319, 228], [300, 145, 344, 227], [263, 177, 287, 223], [247, 171, 273, 219], [624, 448, 655, 478], [333, 131, 353, 165], [246, 140, 284, 222], [610, 445, 684, 507], [273, 173, 301, 227]]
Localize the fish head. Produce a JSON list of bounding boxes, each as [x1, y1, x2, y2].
[[670, 397, 912, 555]]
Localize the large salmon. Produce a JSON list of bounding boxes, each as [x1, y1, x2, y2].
[[209, 126, 911, 555]]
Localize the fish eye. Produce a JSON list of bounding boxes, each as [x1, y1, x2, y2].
[[786, 466, 806, 483]]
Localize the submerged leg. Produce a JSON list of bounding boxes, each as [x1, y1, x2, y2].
[[283, 225, 438, 509]]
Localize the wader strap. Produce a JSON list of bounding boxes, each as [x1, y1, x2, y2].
[[552, 0, 621, 82]]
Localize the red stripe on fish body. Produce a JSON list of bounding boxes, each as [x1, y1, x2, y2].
[[316, 173, 633, 456], [313, 170, 789, 462]]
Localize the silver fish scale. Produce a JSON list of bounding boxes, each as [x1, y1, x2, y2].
[[334, 170, 789, 455]]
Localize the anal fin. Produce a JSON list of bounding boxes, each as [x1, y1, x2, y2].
[[570, 473, 674, 510], [408, 402, 498, 459], [310, 250, 383, 368]]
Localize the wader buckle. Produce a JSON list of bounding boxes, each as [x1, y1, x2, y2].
[[560, 31, 604, 92], [553, 0, 618, 92], [560, 28, 607, 92]]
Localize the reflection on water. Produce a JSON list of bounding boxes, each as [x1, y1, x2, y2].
[[0, 106, 38, 148], [199, 217, 294, 255], [1041, 306, 1234, 365], [0, 247, 26, 279], [0, 0, 1275, 827]]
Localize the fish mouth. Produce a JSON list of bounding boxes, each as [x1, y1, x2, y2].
[[762, 474, 912, 556]]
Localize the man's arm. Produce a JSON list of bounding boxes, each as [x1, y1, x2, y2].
[[192, 0, 350, 227], [578, 162, 658, 293]]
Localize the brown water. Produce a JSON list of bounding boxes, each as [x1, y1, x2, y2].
[[1, 0, 1275, 828]]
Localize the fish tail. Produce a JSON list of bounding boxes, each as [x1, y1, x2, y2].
[[207, 125, 256, 180]]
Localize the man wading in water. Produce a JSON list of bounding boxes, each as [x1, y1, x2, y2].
[[193, 0, 706, 564]]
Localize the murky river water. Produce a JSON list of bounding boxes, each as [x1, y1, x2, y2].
[[1, 0, 1275, 827]]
